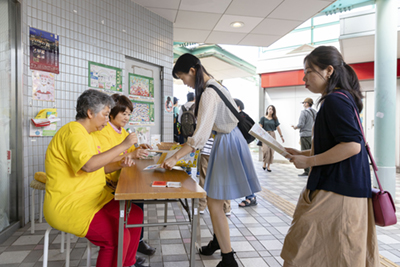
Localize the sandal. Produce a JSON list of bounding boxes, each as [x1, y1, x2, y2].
[[238, 197, 257, 207]]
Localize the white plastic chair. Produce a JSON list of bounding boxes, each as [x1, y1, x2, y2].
[[43, 227, 92, 267]]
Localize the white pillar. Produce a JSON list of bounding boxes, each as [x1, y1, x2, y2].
[[374, 0, 398, 198]]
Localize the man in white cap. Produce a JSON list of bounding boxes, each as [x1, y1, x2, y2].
[[292, 97, 317, 176]]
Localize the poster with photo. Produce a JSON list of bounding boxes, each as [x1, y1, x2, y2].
[[129, 73, 154, 98], [133, 127, 151, 144], [32, 70, 55, 101], [88, 62, 122, 92], [29, 27, 59, 74], [129, 99, 155, 125], [164, 96, 173, 114]]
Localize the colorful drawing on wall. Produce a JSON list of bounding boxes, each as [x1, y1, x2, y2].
[[129, 99, 155, 125], [88, 62, 122, 92], [164, 96, 173, 114], [133, 127, 151, 144], [32, 71, 55, 101], [29, 27, 59, 74], [129, 73, 154, 98]]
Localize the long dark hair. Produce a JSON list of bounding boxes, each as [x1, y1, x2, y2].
[[266, 105, 278, 121], [172, 53, 214, 117], [304, 46, 363, 112]]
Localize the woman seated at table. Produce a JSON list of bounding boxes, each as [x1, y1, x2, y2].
[[92, 93, 156, 258], [92, 93, 151, 188], [44, 89, 144, 267]]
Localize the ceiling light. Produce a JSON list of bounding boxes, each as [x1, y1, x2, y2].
[[230, 21, 244, 28]]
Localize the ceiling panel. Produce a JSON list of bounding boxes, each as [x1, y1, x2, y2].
[[205, 31, 247, 45], [269, 0, 331, 21], [147, 7, 177, 22], [130, 0, 181, 9], [213, 15, 264, 33], [174, 28, 211, 43], [179, 0, 232, 14], [251, 18, 302, 35], [175, 11, 221, 30], [225, 0, 284, 17], [130, 0, 335, 46]]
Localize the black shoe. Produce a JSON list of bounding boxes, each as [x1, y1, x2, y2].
[[267, 168, 272, 172], [298, 172, 308, 177], [199, 234, 220, 255], [262, 167, 266, 170], [135, 256, 146, 265], [217, 251, 238, 267], [134, 261, 149, 267], [137, 240, 156, 256]]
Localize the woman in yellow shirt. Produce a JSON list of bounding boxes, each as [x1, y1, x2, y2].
[[92, 94, 156, 258], [44, 89, 144, 267]]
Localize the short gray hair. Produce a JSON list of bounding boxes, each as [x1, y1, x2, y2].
[[75, 90, 115, 120]]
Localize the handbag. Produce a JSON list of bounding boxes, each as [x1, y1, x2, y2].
[[209, 84, 255, 144], [336, 92, 397, 227]]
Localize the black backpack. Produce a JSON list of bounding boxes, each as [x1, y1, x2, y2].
[[180, 104, 196, 137]]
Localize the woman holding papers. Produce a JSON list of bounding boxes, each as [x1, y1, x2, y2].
[[163, 53, 261, 267], [281, 46, 379, 266], [259, 105, 284, 171]]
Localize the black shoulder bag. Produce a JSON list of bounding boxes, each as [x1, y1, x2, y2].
[[209, 84, 255, 144]]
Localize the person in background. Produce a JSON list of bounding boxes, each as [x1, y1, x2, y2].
[[178, 92, 195, 124], [291, 97, 317, 177], [281, 46, 379, 266], [198, 137, 231, 216], [235, 98, 258, 208], [92, 94, 155, 264], [173, 96, 181, 143], [44, 89, 145, 267], [259, 105, 284, 172], [162, 53, 261, 267]]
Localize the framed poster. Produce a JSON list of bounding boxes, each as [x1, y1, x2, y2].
[[164, 96, 173, 114], [133, 127, 151, 144], [32, 70, 55, 101], [129, 99, 155, 125], [29, 27, 59, 74], [129, 73, 154, 98], [88, 62, 122, 92]]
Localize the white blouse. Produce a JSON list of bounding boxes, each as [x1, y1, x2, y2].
[[187, 79, 238, 149]]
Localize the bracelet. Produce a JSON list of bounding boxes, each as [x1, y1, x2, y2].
[[280, 135, 283, 137]]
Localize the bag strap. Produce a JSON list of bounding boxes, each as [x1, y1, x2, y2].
[[208, 84, 243, 122], [334, 91, 382, 191]]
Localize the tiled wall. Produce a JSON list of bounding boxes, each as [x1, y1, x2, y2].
[[21, 0, 174, 225]]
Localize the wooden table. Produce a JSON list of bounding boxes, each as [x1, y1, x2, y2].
[[115, 158, 206, 267]]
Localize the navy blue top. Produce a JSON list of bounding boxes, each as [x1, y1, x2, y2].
[[307, 90, 372, 198]]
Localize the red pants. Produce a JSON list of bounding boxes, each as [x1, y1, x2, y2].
[[86, 200, 143, 267]]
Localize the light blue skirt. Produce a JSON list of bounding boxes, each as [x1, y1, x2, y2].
[[204, 127, 261, 200]]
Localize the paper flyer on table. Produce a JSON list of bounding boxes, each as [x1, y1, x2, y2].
[[249, 124, 290, 158]]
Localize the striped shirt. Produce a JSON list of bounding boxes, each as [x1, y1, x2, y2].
[[201, 138, 214, 156]]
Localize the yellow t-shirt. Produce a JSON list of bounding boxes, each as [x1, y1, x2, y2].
[[44, 122, 114, 237], [92, 122, 136, 183]]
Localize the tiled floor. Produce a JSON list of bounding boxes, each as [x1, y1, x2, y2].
[[1, 153, 400, 267]]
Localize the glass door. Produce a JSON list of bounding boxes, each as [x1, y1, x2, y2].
[[0, 0, 18, 238]]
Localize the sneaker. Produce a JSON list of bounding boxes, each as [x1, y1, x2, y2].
[[225, 211, 231, 216], [298, 172, 308, 177], [199, 210, 205, 214]]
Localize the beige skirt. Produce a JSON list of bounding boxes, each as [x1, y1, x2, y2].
[[281, 187, 379, 267]]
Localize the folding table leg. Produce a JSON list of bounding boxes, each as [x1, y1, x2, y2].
[[190, 198, 199, 267], [117, 200, 125, 267]]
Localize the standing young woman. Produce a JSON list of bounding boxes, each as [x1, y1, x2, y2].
[[259, 105, 284, 171], [281, 46, 379, 266], [162, 53, 261, 266]]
